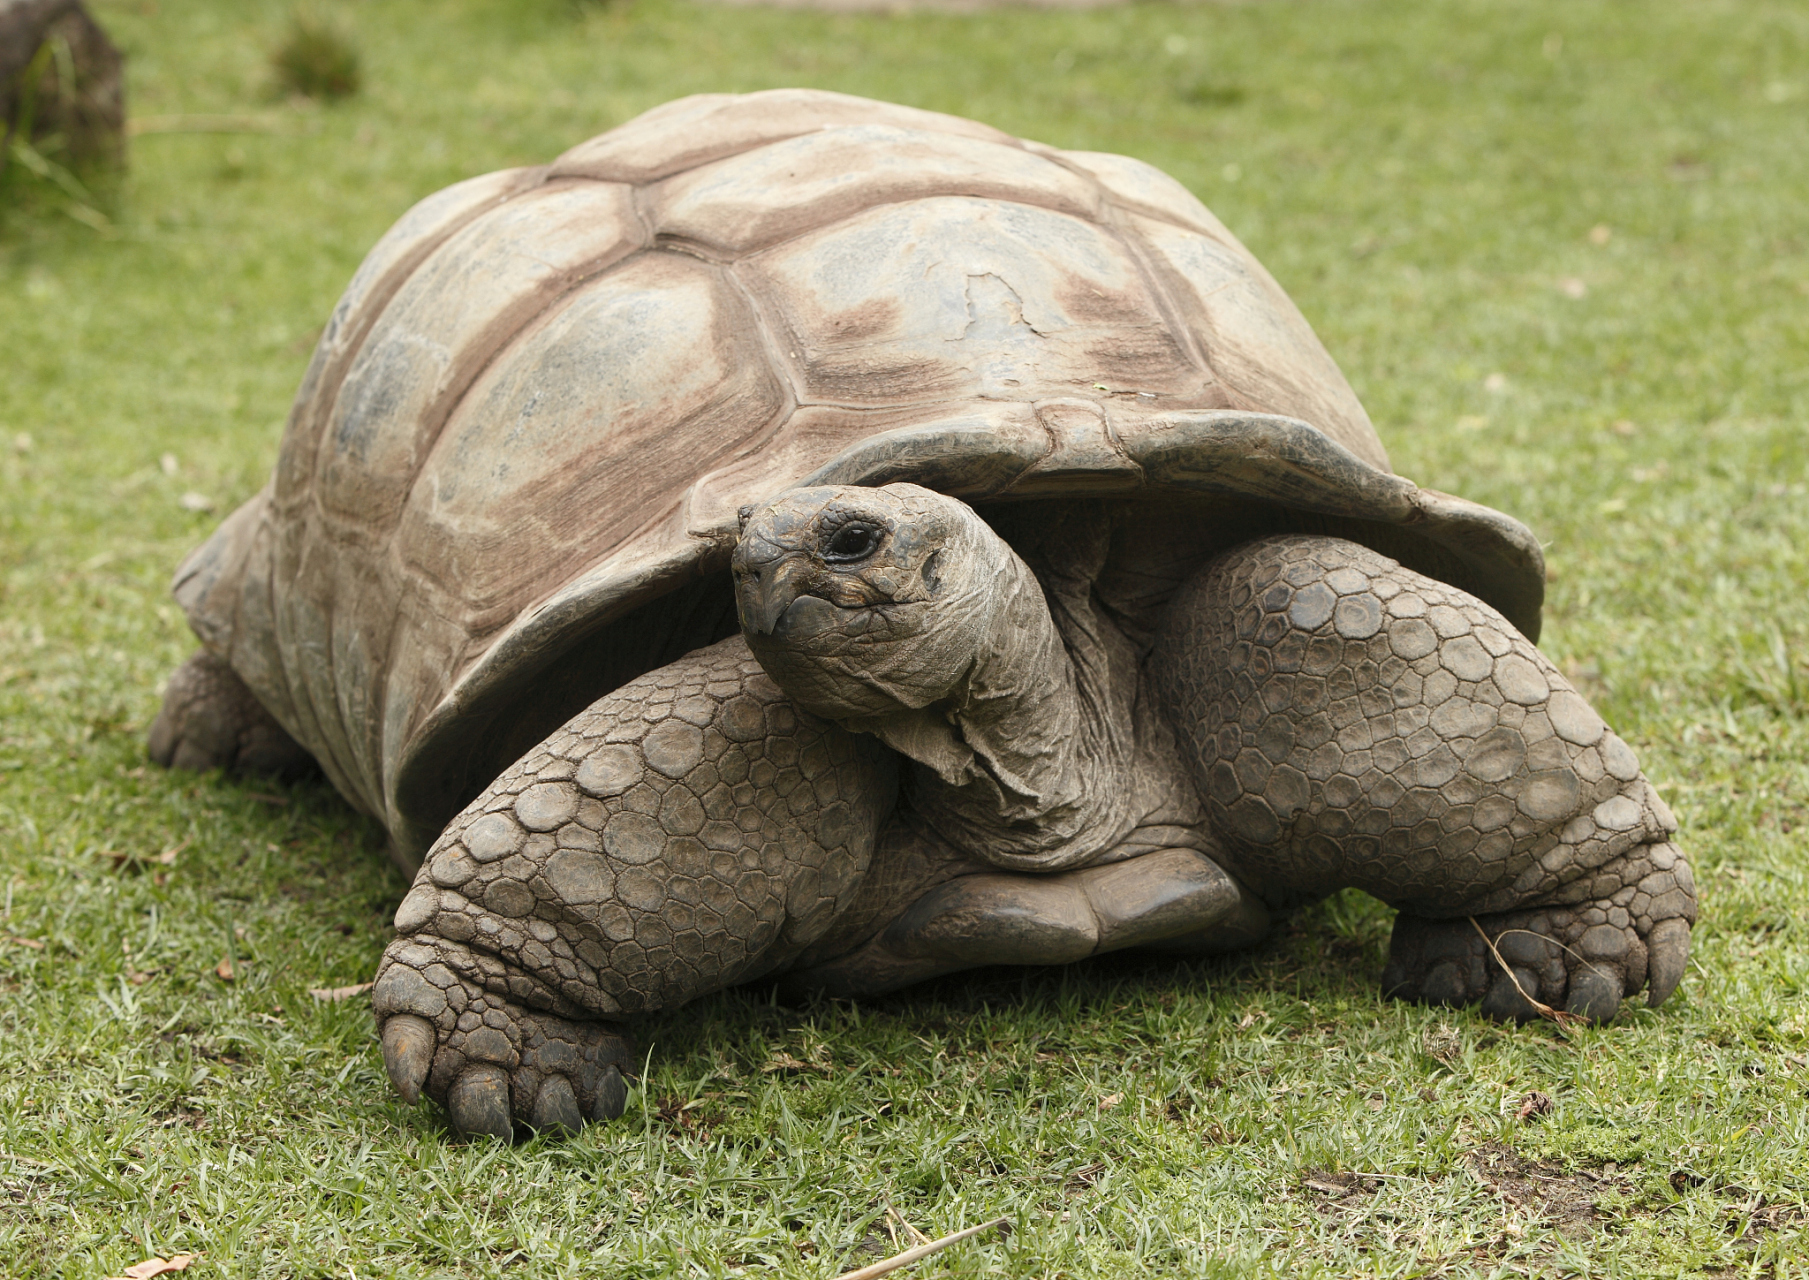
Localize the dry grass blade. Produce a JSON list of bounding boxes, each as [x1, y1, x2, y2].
[[308, 981, 374, 1001], [833, 1216, 1010, 1280], [883, 1198, 932, 1247], [762, 1051, 830, 1075], [105, 1256, 196, 1280], [1467, 917, 1588, 1032]]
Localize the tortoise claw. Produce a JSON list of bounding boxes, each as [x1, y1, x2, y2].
[[1646, 917, 1690, 1008], [448, 1065, 514, 1140], [592, 1065, 628, 1122], [373, 938, 638, 1137], [530, 1075, 584, 1135], [1480, 966, 1545, 1022], [1565, 965, 1625, 1023], [380, 1014, 434, 1105]]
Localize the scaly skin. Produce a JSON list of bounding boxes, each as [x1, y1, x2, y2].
[[1150, 534, 1695, 1019], [148, 650, 315, 779], [371, 635, 896, 1135]]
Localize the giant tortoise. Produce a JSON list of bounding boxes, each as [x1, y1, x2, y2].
[[150, 89, 1696, 1139]]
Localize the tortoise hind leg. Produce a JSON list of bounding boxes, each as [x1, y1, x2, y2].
[[1150, 533, 1696, 1023], [373, 635, 897, 1137], [148, 649, 317, 780]]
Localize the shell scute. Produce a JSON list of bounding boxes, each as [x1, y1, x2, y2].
[[1054, 150, 1231, 242], [549, 88, 1017, 185], [1129, 214, 1384, 470], [398, 251, 788, 612], [275, 165, 545, 509], [744, 196, 1205, 406], [312, 181, 644, 530], [647, 124, 1102, 254]]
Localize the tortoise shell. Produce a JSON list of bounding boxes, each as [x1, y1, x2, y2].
[[172, 89, 1544, 863]]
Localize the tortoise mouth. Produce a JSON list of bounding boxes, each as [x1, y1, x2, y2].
[[766, 592, 839, 642], [733, 552, 814, 636]]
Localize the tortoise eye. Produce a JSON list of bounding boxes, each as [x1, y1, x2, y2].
[[824, 522, 881, 563]]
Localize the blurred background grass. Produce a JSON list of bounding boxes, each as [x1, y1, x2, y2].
[[1, 1, 1805, 1276]]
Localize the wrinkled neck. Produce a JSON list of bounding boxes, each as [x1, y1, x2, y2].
[[872, 540, 1141, 872]]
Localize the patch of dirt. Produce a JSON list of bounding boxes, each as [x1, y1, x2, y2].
[[1467, 1142, 1622, 1239], [154, 1106, 210, 1131], [1709, 1191, 1809, 1247], [1301, 1170, 1380, 1204], [655, 1093, 732, 1139]]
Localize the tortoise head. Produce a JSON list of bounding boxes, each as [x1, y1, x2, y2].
[[731, 483, 1007, 722]]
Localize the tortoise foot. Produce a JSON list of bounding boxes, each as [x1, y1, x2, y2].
[[148, 649, 316, 779], [1382, 841, 1694, 1024], [373, 940, 635, 1140]]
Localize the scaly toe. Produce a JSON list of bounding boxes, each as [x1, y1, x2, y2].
[[1646, 917, 1690, 1008], [529, 1076, 584, 1134], [1420, 959, 1474, 1007], [1480, 967, 1545, 1022], [448, 1064, 514, 1139], [593, 1065, 628, 1121], [1565, 965, 1625, 1023], [380, 1014, 434, 1104]]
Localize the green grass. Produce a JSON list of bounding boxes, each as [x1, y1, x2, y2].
[[3, 0, 1807, 1274], [268, 6, 363, 102]]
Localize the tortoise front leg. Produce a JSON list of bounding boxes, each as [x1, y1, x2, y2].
[[1150, 534, 1696, 1023], [373, 636, 896, 1137]]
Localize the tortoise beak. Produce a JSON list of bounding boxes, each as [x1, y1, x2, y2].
[[736, 553, 814, 637]]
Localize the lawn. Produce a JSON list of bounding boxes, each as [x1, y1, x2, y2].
[[2, 0, 1806, 1275]]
